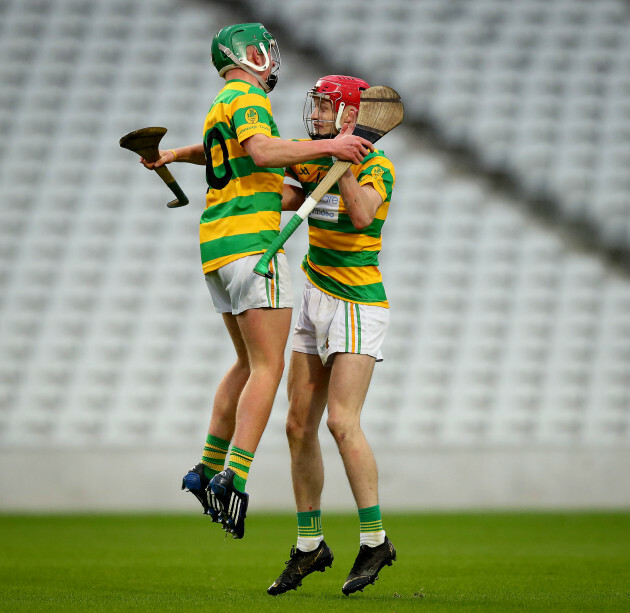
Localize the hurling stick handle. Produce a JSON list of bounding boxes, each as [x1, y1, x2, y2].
[[253, 160, 352, 278], [154, 165, 189, 208], [253, 214, 304, 278], [308, 159, 352, 204]]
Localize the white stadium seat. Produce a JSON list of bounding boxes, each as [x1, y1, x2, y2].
[[0, 0, 628, 457]]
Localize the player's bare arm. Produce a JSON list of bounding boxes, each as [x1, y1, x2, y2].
[[338, 174, 383, 230], [140, 143, 206, 169], [282, 184, 305, 212], [333, 112, 383, 229], [243, 132, 373, 168]]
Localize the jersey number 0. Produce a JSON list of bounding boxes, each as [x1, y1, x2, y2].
[[204, 127, 233, 190]]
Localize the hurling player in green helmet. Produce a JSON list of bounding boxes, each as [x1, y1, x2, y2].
[[210, 22, 281, 93], [141, 23, 374, 541]]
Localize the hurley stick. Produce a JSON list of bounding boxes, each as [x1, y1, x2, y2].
[[253, 86, 404, 278], [119, 127, 189, 208]]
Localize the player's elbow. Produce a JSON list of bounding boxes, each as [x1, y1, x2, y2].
[[243, 135, 273, 168], [250, 149, 271, 168], [351, 214, 374, 231], [346, 191, 381, 230]]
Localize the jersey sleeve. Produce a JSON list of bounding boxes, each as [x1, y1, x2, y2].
[[357, 151, 395, 204], [232, 92, 274, 143]]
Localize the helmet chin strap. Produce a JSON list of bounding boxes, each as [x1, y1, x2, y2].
[[218, 43, 274, 92], [334, 102, 347, 131]]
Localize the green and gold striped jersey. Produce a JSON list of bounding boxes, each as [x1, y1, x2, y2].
[[200, 79, 284, 273], [286, 144, 395, 308]]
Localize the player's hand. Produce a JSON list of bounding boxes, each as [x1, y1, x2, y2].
[[139, 149, 176, 170], [331, 133, 374, 164], [332, 110, 373, 163]]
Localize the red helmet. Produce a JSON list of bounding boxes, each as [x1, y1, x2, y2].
[[303, 75, 370, 139]]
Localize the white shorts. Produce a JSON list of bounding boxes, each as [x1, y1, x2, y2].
[[205, 253, 293, 315], [292, 280, 390, 366]]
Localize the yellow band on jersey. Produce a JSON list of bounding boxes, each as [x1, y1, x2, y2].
[[236, 121, 272, 140], [200, 211, 281, 243], [204, 171, 284, 210], [308, 228, 381, 253], [309, 262, 382, 288]]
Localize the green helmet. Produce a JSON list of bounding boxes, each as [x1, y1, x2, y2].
[[211, 23, 281, 92]]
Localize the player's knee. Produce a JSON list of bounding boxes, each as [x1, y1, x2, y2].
[[266, 355, 286, 379], [286, 414, 315, 443], [326, 414, 358, 444], [250, 355, 285, 385], [234, 357, 250, 378], [285, 416, 302, 442]]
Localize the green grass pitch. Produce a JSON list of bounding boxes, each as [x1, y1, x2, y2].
[[1, 512, 629, 612]]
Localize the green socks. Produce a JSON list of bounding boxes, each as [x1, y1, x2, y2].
[[297, 509, 323, 552], [359, 505, 386, 547], [227, 446, 254, 492], [294, 506, 385, 551], [201, 434, 230, 480], [202, 438, 254, 492]]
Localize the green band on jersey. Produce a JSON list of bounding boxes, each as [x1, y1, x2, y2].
[[201, 230, 279, 263], [230, 155, 284, 180], [308, 244, 380, 269], [308, 214, 384, 238], [213, 82, 254, 105], [201, 192, 282, 224]]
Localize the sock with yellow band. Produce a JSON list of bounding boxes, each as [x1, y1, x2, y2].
[[297, 509, 324, 552], [227, 446, 254, 492], [201, 434, 230, 481], [358, 504, 386, 547]]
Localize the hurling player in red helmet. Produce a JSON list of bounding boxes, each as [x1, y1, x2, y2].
[[303, 74, 370, 139], [268, 76, 397, 597]]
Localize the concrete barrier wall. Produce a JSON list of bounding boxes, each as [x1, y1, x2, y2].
[[2, 447, 629, 512]]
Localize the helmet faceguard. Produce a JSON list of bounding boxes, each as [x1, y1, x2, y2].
[[211, 23, 281, 92], [303, 75, 370, 139]]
